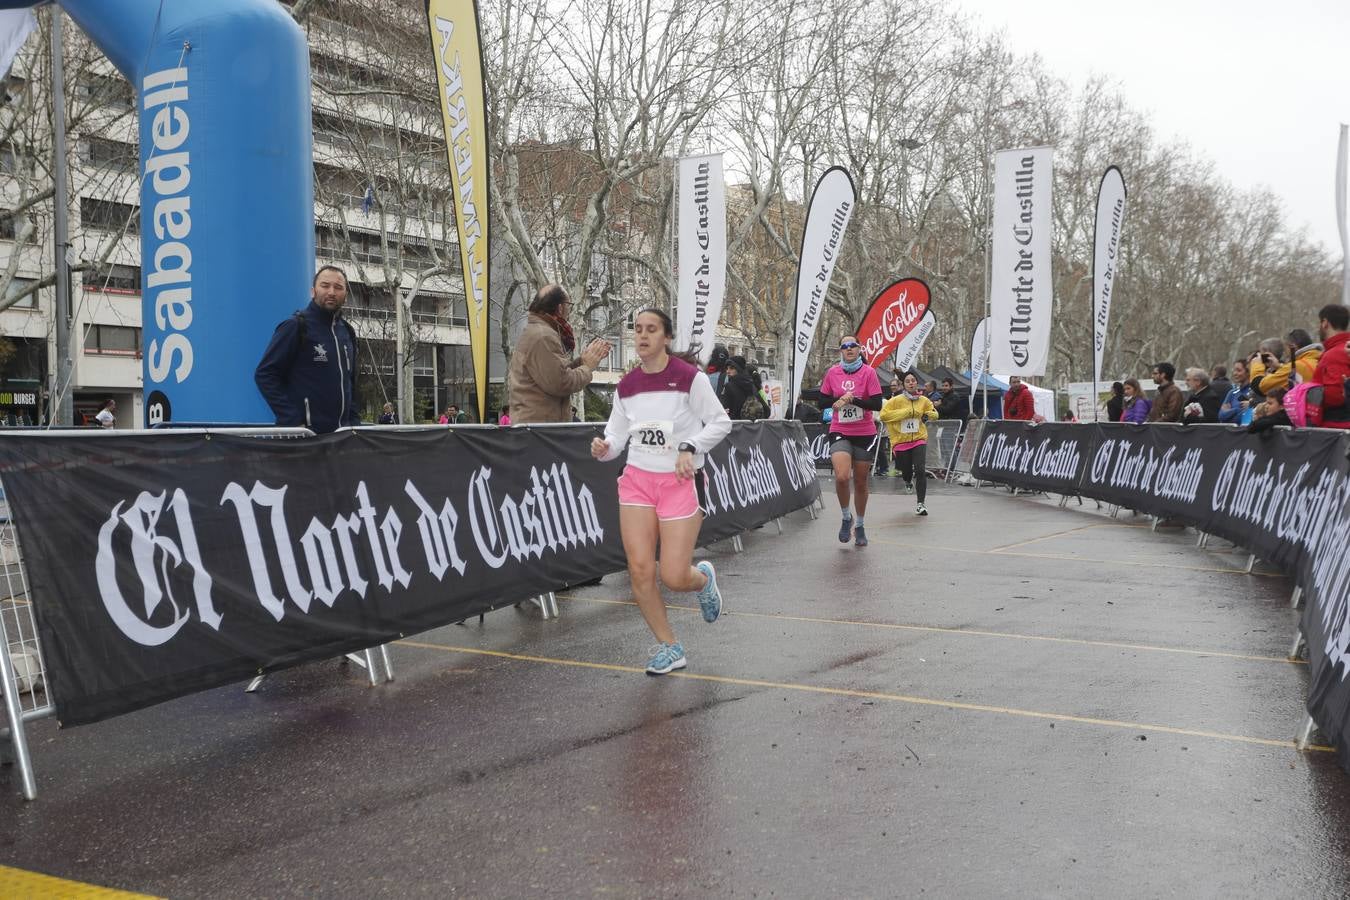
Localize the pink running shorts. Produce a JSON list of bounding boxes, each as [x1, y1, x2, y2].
[[617, 465, 700, 521]]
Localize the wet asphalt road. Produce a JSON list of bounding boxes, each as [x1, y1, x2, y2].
[[3, 477, 1349, 897]]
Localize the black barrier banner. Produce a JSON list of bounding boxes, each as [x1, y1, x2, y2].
[[971, 420, 1350, 769], [0, 422, 818, 726], [802, 422, 833, 469], [971, 420, 1093, 493]]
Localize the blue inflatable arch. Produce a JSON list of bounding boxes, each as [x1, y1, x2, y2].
[[5, 0, 314, 426]]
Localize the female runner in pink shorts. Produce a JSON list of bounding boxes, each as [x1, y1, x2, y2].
[[590, 309, 733, 674]]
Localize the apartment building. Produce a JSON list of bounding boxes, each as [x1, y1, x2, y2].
[[0, 5, 481, 428]]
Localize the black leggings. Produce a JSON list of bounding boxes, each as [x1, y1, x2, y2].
[[894, 443, 927, 502]]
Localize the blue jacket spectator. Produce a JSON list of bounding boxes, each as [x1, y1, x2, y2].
[[1218, 359, 1252, 425], [255, 266, 360, 433]]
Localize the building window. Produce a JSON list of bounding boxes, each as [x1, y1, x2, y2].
[[315, 224, 439, 270], [83, 136, 138, 173], [3, 276, 37, 308], [86, 264, 141, 294], [313, 111, 352, 147], [76, 73, 133, 111], [412, 343, 435, 377], [83, 324, 141, 356], [81, 197, 140, 235]]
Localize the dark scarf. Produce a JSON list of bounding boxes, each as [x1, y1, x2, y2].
[[541, 311, 576, 353]]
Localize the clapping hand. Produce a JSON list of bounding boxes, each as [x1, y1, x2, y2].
[[591, 436, 610, 459], [581, 339, 611, 368]]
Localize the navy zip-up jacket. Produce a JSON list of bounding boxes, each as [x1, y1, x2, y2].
[[254, 300, 359, 433]]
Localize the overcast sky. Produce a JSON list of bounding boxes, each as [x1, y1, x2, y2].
[[955, 0, 1349, 255]]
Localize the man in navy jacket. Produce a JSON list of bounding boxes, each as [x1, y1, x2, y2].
[[254, 265, 360, 433]]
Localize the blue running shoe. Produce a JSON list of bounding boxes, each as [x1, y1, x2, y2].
[[838, 514, 854, 543], [645, 642, 686, 675], [696, 560, 722, 623], [854, 524, 868, 547]]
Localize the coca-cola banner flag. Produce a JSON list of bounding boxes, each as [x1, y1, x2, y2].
[[894, 309, 937, 374], [971, 420, 1350, 771], [790, 167, 855, 411], [1092, 166, 1127, 401], [989, 146, 1054, 376], [677, 153, 727, 363], [0, 423, 818, 726], [856, 278, 931, 369]]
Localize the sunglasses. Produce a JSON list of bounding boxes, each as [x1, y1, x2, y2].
[[839, 341, 860, 350]]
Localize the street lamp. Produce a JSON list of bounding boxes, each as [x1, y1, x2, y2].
[[897, 138, 923, 243]]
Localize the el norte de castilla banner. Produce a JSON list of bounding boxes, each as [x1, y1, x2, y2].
[[0, 423, 819, 726], [427, 0, 490, 421], [677, 154, 727, 364], [990, 146, 1054, 377], [791, 167, 855, 410], [1093, 166, 1127, 399]]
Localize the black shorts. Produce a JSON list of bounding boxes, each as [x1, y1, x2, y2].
[[829, 433, 876, 462]]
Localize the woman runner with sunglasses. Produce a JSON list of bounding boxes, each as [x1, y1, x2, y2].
[[591, 309, 733, 675], [818, 336, 884, 547]]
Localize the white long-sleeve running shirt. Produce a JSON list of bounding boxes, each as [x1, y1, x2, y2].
[[599, 355, 733, 473]]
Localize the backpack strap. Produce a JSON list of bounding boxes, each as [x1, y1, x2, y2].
[[290, 310, 308, 358]]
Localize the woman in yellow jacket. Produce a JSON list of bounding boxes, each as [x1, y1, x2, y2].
[[879, 371, 939, 515]]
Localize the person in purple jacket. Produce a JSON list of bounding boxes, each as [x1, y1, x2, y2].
[[1121, 378, 1152, 423]]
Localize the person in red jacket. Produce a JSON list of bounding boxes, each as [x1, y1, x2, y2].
[[1003, 376, 1035, 420], [1313, 304, 1350, 429]]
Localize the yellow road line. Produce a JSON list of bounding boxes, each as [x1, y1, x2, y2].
[[864, 534, 1283, 577], [986, 522, 1129, 553], [554, 593, 1305, 666], [395, 640, 1332, 753], [0, 865, 158, 899]]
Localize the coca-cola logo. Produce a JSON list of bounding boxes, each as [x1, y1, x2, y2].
[[856, 278, 931, 363]]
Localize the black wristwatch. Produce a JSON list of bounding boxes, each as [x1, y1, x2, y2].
[[678, 442, 697, 454]]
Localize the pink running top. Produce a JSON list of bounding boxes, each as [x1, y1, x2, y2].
[[819, 364, 882, 437]]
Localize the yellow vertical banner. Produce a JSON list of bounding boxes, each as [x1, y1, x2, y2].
[[426, 0, 489, 422]]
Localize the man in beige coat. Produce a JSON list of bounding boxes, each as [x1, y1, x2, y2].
[[508, 284, 611, 423]]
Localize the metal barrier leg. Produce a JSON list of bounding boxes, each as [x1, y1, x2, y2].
[[1245, 554, 1256, 575], [0, 640, 38, 800], [1290, 585, 1303, 609], [533, 595, 552, 620], [732, 534, 744, 553], [1058, 494, 1069, 508], [1297, 716, 1317, 751], [245, 674, 267, 693], [1195, 530, 1206, 547], [547, 592, 559, 618], [363, 649, 379, 686], [380, 644, 395, 682], [1150, 516, 1160, 532], [775, 517, 784, 535], [1109, 504, 1119, 518], [1289, 628, 1306, 660], [807, 504, 818, 520]]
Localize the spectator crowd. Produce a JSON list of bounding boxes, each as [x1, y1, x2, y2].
[[1100, 304, 1348, 432]]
